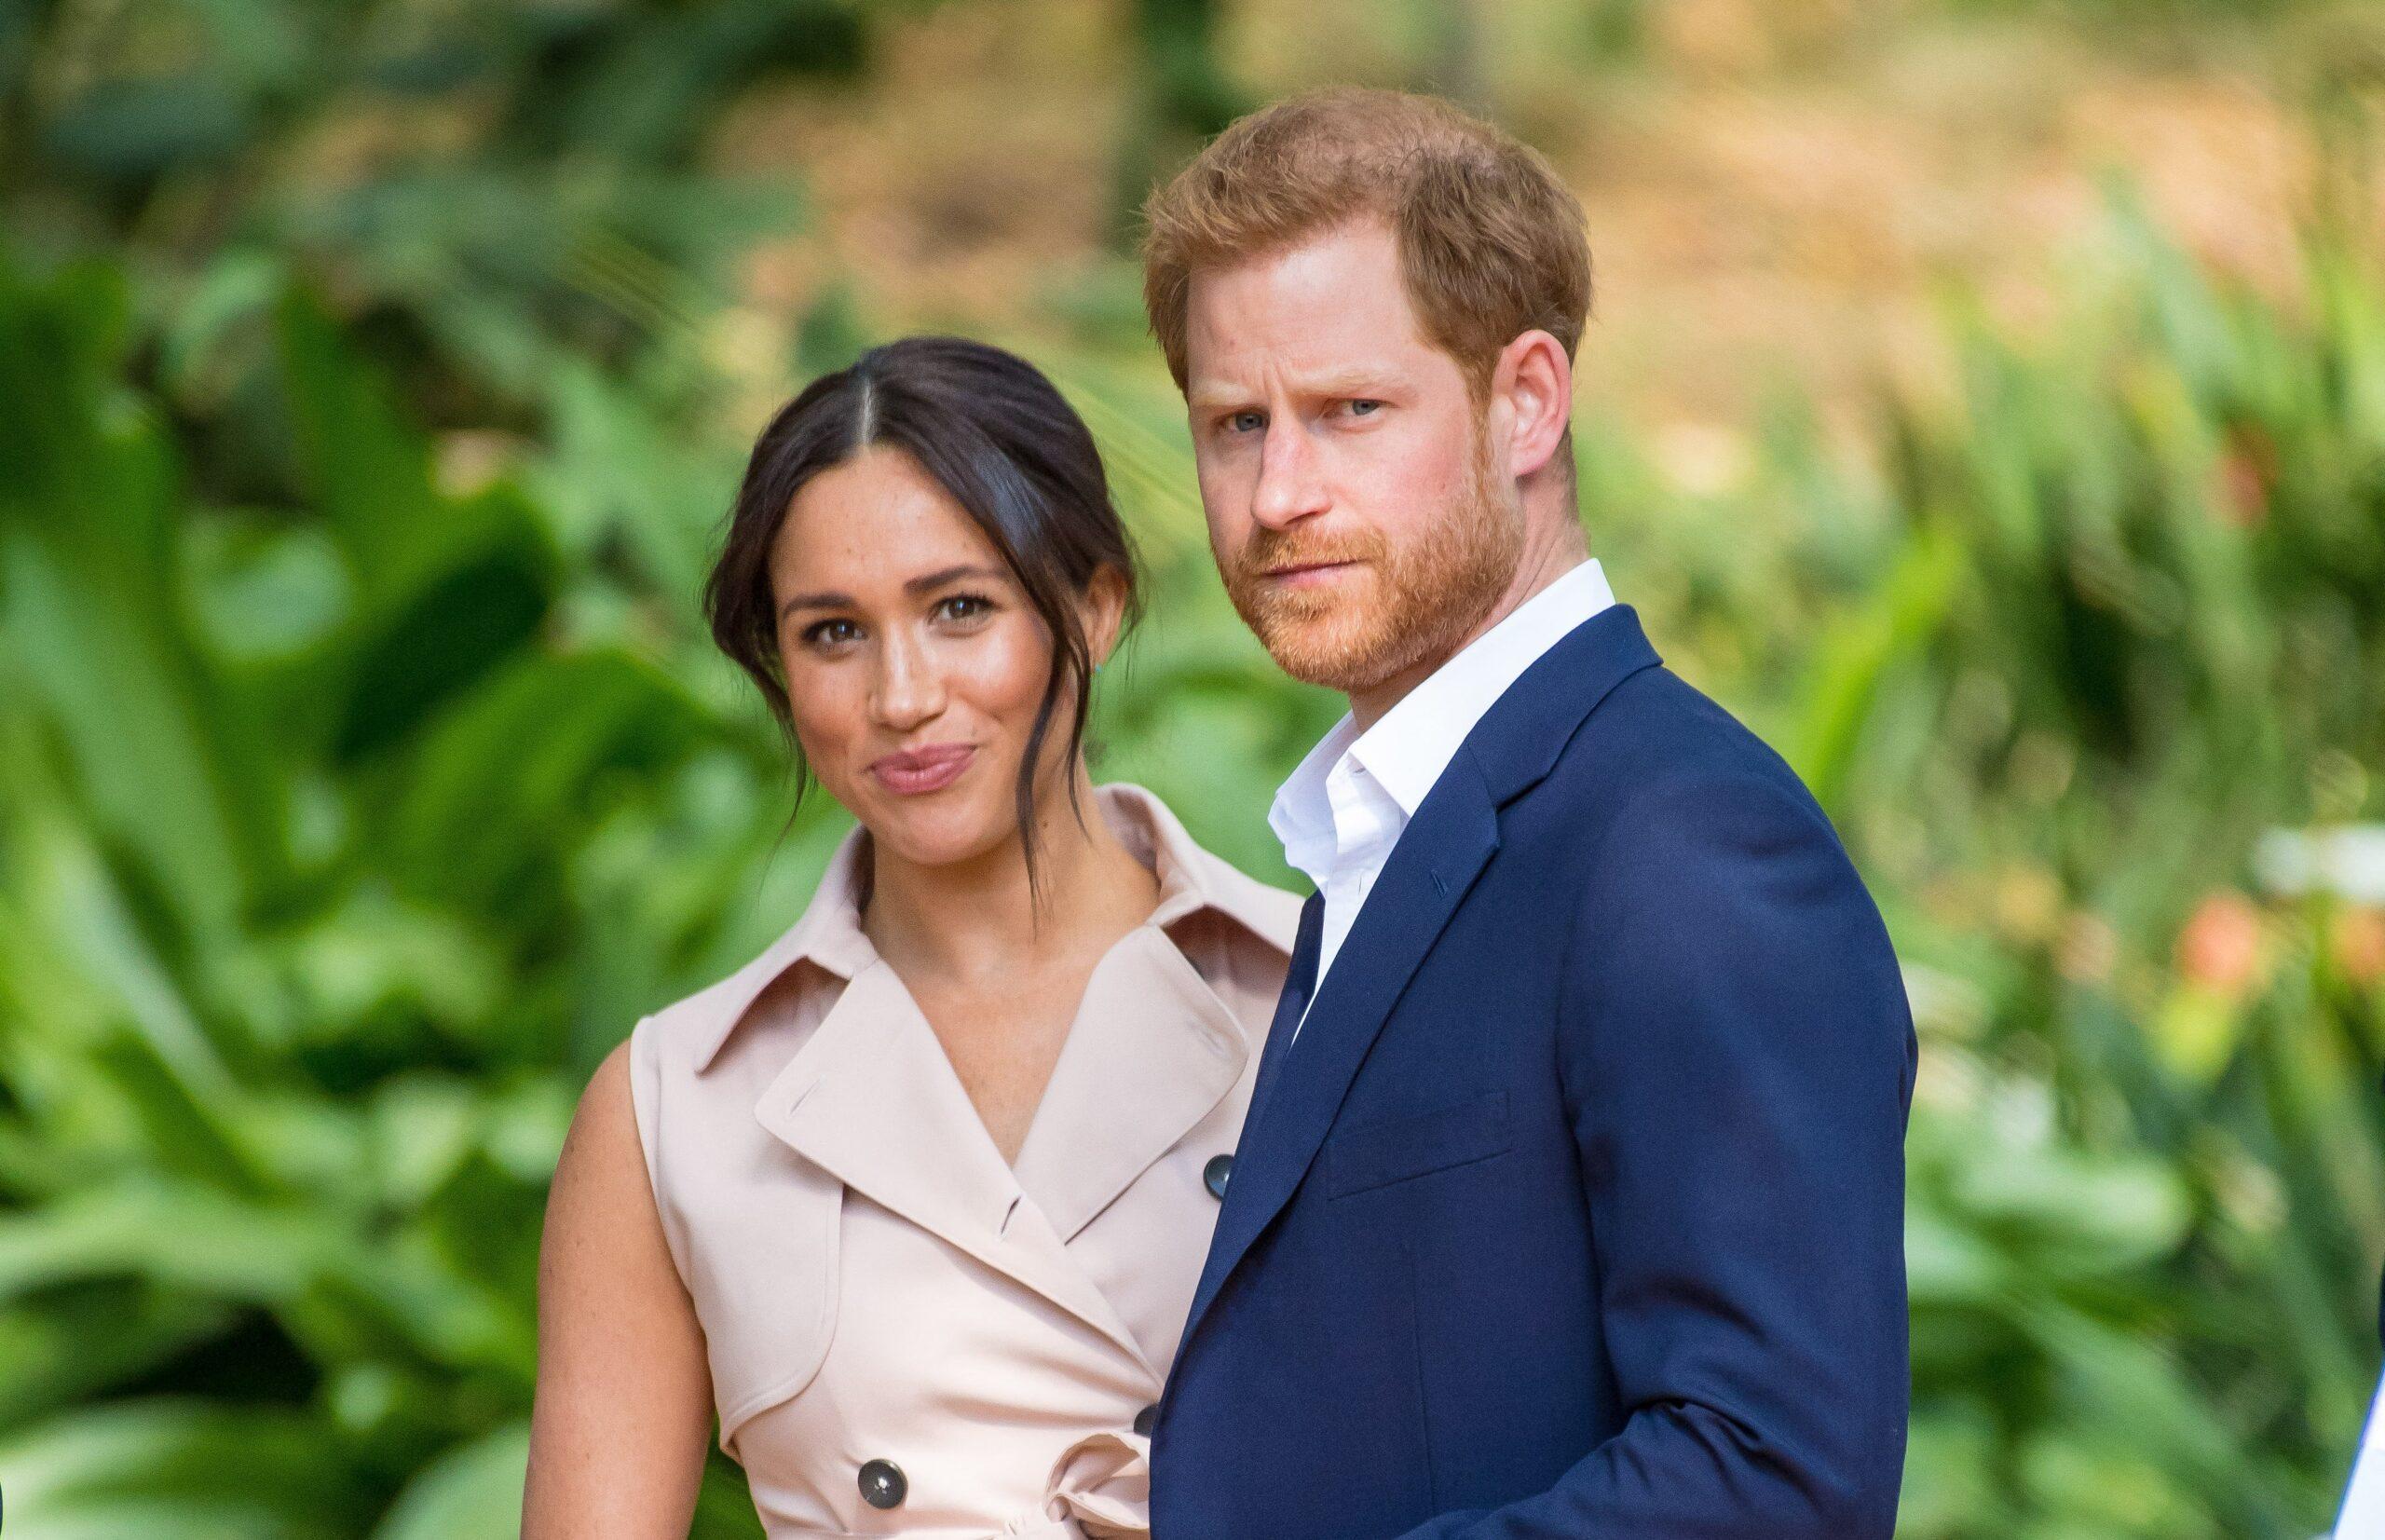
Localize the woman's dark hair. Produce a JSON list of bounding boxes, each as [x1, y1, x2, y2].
[[704, 334, 1144, 914]]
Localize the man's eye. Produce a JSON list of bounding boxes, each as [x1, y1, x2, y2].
[[1347, 399, 1383, 416], [1226, 410, 1265, 433]]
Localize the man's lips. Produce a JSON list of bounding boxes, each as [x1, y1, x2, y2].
[[1260, 559, 1360, 586]]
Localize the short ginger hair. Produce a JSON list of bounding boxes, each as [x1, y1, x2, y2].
[[1138, 87, 1593, 411]]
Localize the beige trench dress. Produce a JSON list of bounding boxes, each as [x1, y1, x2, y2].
[[627, 782, 1302, 1538]]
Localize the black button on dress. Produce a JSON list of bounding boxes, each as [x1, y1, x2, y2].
[[858, 1458, 906, 1509]]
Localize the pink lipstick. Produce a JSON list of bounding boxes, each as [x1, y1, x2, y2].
[[870, 743, 975, 796]]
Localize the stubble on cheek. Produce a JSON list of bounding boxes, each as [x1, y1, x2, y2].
[[1218, 524, 1390, 690], [1216, 428, 1521, 697]]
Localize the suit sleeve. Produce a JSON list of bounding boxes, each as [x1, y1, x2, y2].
[[1389, 766, 1917, 1540]]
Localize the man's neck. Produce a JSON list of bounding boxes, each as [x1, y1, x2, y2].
[[1348, 527, 1588, 732]]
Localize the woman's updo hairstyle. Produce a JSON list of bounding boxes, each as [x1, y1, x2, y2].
[[705, 335, 1144, 910]]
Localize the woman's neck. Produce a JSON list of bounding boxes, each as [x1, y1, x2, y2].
[[858, 769, 1162, 987]]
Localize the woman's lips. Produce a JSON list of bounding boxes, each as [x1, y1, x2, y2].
[[870, 743, 975, 796]]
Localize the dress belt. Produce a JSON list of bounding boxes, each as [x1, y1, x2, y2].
[[1006, 1427, 1148, 1540]]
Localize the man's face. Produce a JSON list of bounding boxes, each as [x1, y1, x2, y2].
[[1182, 216, 1523, 701]]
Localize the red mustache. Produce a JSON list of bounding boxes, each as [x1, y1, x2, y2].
[[1234, 531, 1383, 582]]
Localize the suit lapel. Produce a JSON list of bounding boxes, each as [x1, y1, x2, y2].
[[1176, 603, 1666, 1355], [1182, 756, 1501, 1344]]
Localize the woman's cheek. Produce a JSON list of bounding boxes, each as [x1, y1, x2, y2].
[[784, 668, 861, 795], [949, 618, 1048, 719], [943, 628, 1042, 784]]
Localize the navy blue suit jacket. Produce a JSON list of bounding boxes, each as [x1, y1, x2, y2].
[[1150, 604, 1915, 1539]]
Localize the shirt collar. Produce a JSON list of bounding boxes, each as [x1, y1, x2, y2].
[[686, 780, 1300, 1071], [1265, 711, 1361, 886], [1267, 556, 1615, 857], [1353, 556, 1615, 815]]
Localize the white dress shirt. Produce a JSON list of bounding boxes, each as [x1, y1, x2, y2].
[[2339, 1370, 2385, 1535], [1269, 556, 1616, 1045]]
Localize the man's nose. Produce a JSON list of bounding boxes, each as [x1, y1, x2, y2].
[[1248, 421, 1330, 528]]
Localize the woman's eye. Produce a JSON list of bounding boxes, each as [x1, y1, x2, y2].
[[801, 619, 859, 648], [936, 593, 995, 622]]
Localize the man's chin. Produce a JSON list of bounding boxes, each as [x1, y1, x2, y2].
[[1253, 618, 1407, 696]]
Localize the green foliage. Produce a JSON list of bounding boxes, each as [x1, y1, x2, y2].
[[2, 74, 2383, 1540], [0, 0, 916, 415], [0, 243, 774, 1534]]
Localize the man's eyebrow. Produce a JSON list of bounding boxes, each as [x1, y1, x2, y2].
[[1188, 372, 1391, 412], [1304, 368, 1394, 396], [777, 564, 1009, 618], [1186, 386, 1253, 412]]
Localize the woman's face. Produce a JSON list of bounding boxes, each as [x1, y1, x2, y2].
[[769, 443, 1120, 870]]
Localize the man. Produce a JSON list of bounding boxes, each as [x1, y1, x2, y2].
[[1138, 87, 1915, 1538]]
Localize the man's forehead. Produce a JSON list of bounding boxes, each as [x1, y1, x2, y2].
[[1189, 223, 1404, 318], [1183, 292, 1430, 405]]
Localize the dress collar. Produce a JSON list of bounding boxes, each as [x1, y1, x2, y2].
[[685, 780, 1297, 1073], [732, 782, 1299, 1372]]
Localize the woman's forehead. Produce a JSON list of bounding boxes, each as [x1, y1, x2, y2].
[[770, 449, 1008, 592]]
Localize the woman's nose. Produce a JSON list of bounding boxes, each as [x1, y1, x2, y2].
[[871, 633, 946, 729]]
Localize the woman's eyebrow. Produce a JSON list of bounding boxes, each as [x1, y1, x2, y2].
[[904, 563, 1008, 594], [778, 564, 1009, 618]]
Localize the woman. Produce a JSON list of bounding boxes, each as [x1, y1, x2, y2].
[[525, 335, 1303, 1538]]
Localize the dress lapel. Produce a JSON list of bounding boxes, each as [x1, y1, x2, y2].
[[721, 776, 1313, 1383], [1011, 922, 1249, 1244], [752, 958, 1149, 1367]]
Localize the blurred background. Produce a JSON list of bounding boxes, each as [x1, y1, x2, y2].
[[3, 0, 2385, 1534]]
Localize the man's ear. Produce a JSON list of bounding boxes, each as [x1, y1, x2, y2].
[[1490, 329, 1573, 482]]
